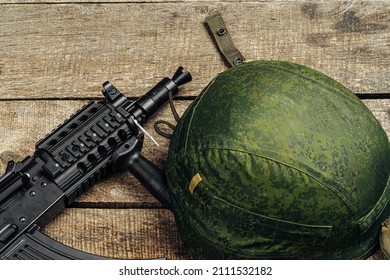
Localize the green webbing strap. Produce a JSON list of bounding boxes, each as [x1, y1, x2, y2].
[[155, 11, 245, 138], [205, 11, 245, 67]]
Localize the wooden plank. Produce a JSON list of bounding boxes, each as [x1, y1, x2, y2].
[[0, 99, 387, 158], [0, 97, 388, 259], [40, 207, 385, 260], [1, 0, 388, 263], [0, 99, 186, 162], [0, 0, 374, 4], [0, 99, 388, 163], [0, 2, 389, 99], [41, 208, 190, 259], [363, 99, 390, 138], [0, 99, 187, 206], [0, 98, 388, 205]]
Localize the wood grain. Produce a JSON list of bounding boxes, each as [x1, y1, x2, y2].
[[0, 99, 188, 207], [0, 0, 388, 260], [2, 0, 362, 3], [0, 98, 388, 162], [41, 208, 190, 259], [0, 100, 185, 163], [0, 99, 388, 205], [0, 1, 389, 99], [40, 208, 384, 260]]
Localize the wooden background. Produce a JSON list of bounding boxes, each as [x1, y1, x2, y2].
[[0, 0, 389, 259]]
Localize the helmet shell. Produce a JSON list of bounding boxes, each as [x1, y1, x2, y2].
[[166, 60, 390, 259]]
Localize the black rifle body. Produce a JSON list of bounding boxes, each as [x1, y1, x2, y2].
[[0, 67, 191, 259]]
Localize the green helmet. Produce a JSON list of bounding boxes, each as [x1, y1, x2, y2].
[[165, 60, 390, 259]]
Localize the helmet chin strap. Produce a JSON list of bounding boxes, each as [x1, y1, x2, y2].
[[154, 10, 246, 139], [154, 91, 180, 139], [205, 10, 246, 67]]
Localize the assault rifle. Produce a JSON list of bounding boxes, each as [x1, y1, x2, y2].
[[0, 67, 191, 259]]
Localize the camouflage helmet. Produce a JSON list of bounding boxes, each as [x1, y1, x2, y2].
[[165, 60, 390, 259]]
